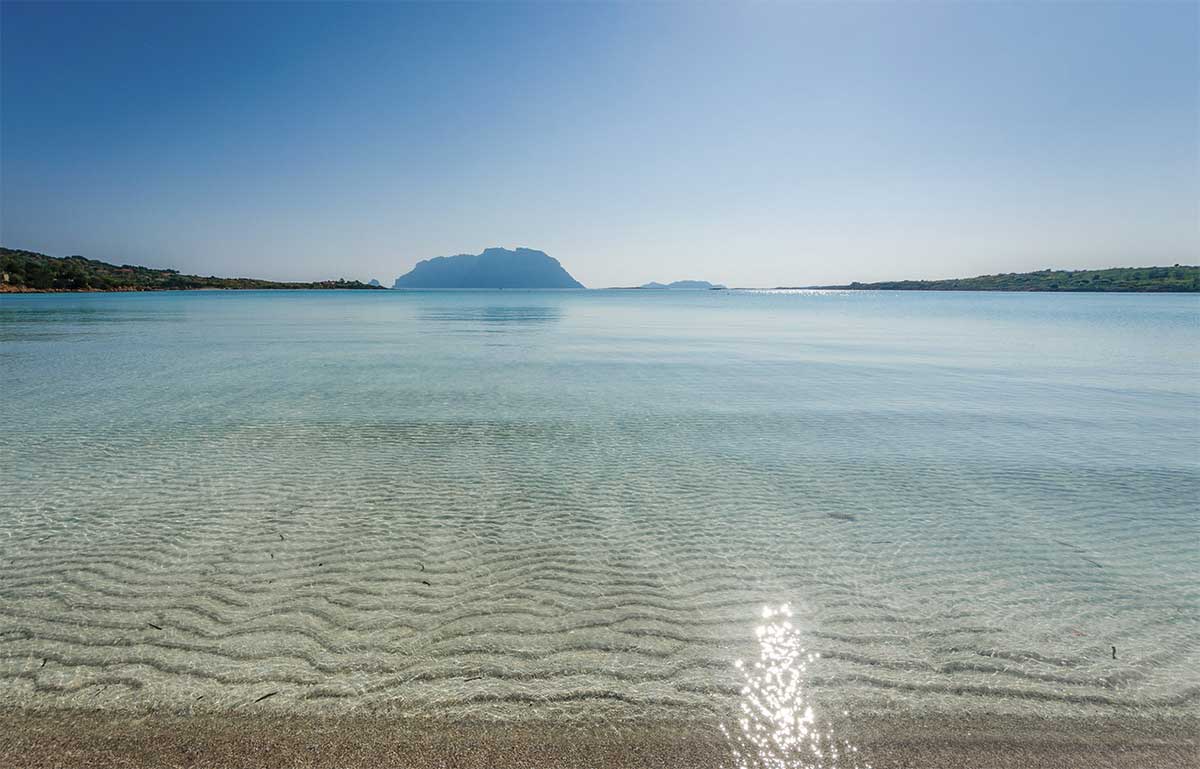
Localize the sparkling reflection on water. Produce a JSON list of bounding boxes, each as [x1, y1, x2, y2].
[[723, 605, 870, 769]]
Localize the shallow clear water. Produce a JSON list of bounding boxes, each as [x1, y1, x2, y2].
[[1, 289, 1197, 724]]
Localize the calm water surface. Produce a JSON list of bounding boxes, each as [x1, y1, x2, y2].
[[1, 289, 1196, 727]]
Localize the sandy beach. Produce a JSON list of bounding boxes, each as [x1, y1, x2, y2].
[[2, 709, 1195, 769]]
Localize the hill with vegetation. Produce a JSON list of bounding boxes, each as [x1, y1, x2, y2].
[[0, 248, 383, 292], [799, 266, 1199, 293], [393, 248, 583, 289]]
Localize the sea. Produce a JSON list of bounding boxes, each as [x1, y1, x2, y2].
[[1, 288, 1196, 734]]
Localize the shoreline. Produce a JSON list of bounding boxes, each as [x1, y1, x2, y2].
[[0, 286, 385, 293], [6, 283, 1200, 294], [2, 708, 1195, 768]]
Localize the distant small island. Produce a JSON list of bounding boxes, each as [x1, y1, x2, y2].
[[794, 266, 1199, 293], [636, 280, 726, 290], [393, 247, 583, 289], [0, 248, 384, 292]]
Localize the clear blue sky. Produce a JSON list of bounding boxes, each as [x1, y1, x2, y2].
[[2, 2, 1196, 287]]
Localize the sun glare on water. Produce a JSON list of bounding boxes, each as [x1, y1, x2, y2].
[[721, 605, 870, 769]]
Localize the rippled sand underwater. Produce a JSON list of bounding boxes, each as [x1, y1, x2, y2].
[[1, 289, 1197, 735]]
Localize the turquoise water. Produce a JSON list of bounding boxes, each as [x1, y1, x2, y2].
[[1, 289, 1197, 726]]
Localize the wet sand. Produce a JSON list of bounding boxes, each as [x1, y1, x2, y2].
[[1, 709, 1195, 769]]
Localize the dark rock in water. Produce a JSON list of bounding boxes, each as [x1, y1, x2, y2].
[[393, 248, 584, 289]]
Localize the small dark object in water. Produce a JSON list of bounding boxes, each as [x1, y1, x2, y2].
[[827, 512, 857, 522], [147, 623, 163, 631], [419, 562, 425, 572], [1083, 558, 1103, 568], [254, 691, 278, 703], [421, 580, 431, 586], [269, 553, 274, 559], [40, 658, 46, 668], [1112, 646, 1117, 660], [279, 534, 285, 541], [195, 695, 204, 701]]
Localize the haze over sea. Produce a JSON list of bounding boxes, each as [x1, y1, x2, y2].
[[1, 289, 1196, 735]]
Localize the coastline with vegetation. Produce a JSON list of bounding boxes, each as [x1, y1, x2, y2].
[[5, 247, 1198, 295], [0, 248, 384, 292], [796, 265, 1199, 293]]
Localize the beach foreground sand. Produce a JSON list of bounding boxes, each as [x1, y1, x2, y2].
[[0, 709, 1195, 769]]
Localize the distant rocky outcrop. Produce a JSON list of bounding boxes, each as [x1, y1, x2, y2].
[[639, 280, 726, 290], [393, 248, 584, 289]]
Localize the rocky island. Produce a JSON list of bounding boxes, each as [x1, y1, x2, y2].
[[392, 248, 583, 289], [638, 280, 725, 290]]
